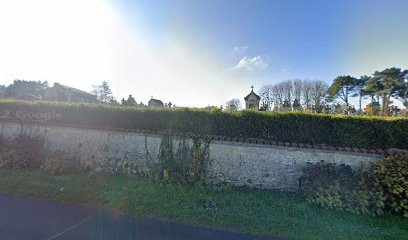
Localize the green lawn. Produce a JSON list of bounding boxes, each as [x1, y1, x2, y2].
[[0, 169, 407, 240]]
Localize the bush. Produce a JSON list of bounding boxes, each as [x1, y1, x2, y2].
[[41, 150, 81, 175], [0, 100, 407, 149], [0, 133, 45, 169], [107, 157, 145, 176], [300, 161, 385, 216], [374, 156, 408, 217]]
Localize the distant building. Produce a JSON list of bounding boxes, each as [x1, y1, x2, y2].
[[3, 80, 47, 100], [244, 86, 260, 110], [148, 98, 164, 108], [44, 83, 98, 103]]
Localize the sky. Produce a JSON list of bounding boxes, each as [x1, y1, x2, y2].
[[0, 0, 407, 107]]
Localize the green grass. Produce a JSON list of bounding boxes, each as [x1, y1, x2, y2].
[[0, 169, 407, 240]]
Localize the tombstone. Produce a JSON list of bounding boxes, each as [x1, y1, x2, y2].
[[292, 99, 302, 111], [391, 106, 400, 117], [323, 105, 331, 114], [282, 100, 291, 112]]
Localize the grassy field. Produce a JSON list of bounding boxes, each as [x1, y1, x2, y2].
[[0, 169, 407, 240]]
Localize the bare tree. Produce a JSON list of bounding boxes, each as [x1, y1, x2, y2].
[[282, 80, 293, 102], [226, 98, 242, 112], [310, 80, 329, 113], [272, 84, 284, 110], [259, 79, 328, 113], [293, 79, 303, 102], [258, 84, 274, 111], [302, 79, 313, 109]]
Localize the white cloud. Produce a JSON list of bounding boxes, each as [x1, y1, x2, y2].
[[280, 65, 291, 74], [233, 46, 248, 53], [234, 56, 269, 71]]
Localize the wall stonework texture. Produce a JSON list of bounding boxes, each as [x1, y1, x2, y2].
[[0, 122, 380, 191]]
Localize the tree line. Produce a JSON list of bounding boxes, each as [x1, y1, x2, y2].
[[258, 79, 328, 113], [2, 67, 407, 116], [254, 67, 408, 116]]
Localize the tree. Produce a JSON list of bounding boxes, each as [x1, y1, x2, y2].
[[302, 80, 313, 109], [352, 75, 370, 112], [258, 84, 273, 111], [92, 81, 115, 103], [272, 83, 284, 110], [327, 75, 357, 107], [204, 105, 220, 111], [226, 98, 241, 112], [261, 79, 315, 111], [362, 88, 376, 104], [0, 85, 5, 98], [365, 68, 405, 116], [293, 79, 303, 103], [310, 80, 329, 113], [282, 80, 293, 102], [5, 80, 48, 100], [396, 69, 408, 108], [364, 102, 380, 116]]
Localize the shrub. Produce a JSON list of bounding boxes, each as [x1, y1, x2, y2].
[[41, 150, 80, 175], [106, 157, 145, 176], [0, 100, 407, 149], [300, 161, 385, 216], [0, 133, 45, 169], [374, 156, 408, 217]]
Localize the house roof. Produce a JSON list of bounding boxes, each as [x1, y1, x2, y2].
[[148, 98, 164, 105], [244, 90, 261, 101], [52, 83, 96, 98]]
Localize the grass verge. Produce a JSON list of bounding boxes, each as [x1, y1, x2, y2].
[[0, 169, 407, 240]]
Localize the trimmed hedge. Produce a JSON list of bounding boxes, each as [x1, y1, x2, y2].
[[1, 100, 407, 149]]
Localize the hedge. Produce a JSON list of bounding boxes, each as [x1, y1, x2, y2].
[[1, 100, 407, 149]]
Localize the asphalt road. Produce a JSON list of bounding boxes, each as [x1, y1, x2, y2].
[[0, 195, 278, 240]]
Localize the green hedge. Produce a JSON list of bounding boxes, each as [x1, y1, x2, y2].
[[1, 100, 407, 149]]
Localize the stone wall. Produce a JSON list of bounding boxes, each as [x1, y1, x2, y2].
[[0, 122, 380, 191]]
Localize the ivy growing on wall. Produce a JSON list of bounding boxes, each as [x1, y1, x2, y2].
[[151, 132, 211, 185]]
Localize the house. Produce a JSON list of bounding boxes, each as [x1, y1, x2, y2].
[[244, 86, 260, 110], [148, 98, 164, 108], [2, 80, 47, 100], [44, 83, 99, 103]]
